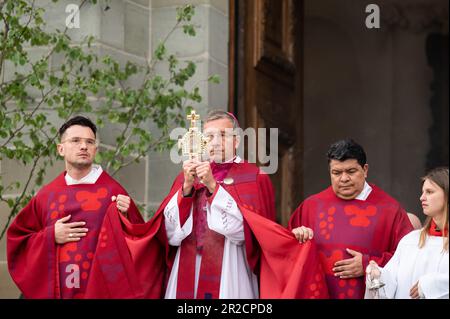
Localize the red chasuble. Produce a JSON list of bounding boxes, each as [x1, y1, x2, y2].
[[116, 161, 328, 299], [288, 184, 414, 299], [221, 162, 328, 298], [7, 171, 144, 299]]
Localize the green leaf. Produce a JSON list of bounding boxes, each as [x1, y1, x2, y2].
[[183, 25, 196, 37], [7, 198, 15, 208], [208, 75, 221, 84], [154, 43, 166, 60], [95, 153, 103, 164], [0, 0, 206, 239]]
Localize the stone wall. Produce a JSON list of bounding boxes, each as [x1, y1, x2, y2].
[[0, 0, 229, 298]]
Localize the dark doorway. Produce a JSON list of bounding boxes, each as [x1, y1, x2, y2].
[[426, 32, 449, 170]]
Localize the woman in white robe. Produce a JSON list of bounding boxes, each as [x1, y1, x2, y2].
[[365, 167, 449, 299]]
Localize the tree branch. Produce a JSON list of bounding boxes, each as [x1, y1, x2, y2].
[[0, 108, 76, 240], [111, 135, 166, 177], [0, 6, 10, 78], [0, 86, 56, 148]]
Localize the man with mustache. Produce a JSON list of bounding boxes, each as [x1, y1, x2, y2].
[[289, 139, 414, 299]]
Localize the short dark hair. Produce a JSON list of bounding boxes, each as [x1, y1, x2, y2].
[[59, 116, 97, 139], [327, 139, 367, 167]]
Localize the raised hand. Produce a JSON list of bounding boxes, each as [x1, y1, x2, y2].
[[195, 161, 217, 194], [111, 194, 131, 217], [183, 159, 199, 196]]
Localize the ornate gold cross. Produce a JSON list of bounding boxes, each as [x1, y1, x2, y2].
[[187, 110, 200, 128], [178, 110, 209, 160]]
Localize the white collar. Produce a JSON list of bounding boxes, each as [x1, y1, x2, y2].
[[355, 181, 373, 201], [65, 164, 103, 185]]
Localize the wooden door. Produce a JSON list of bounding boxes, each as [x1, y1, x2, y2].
[[230, 0, 304, 225]]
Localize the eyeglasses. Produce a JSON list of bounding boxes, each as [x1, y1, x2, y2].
[[204, 132, 235, 141], [61, 137, 98, 147]]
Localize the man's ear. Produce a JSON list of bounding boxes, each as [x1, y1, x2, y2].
[[57, 143, 64, 157], [363, 164, 369, 178]]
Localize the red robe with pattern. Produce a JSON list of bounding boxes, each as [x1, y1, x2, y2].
[[114, 161, 329, 299], [288, 184, 414, 299], [7, 171, 145, 299]]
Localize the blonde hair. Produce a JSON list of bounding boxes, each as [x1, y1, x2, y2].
[[419, 167, 449, 252]]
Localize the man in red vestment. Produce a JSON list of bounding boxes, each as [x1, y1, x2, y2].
[[7, 116, 145, 299], [289, 139, 414, 299], [116, 110, 329, 299], [162, 110, 276, 299]]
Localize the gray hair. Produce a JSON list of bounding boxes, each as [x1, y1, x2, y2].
[[205, 109, 239, 129]]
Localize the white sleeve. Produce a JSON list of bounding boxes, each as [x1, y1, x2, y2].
[[207, 186, 245, 245], [380, 240, 406, 299], [364, 243, 402, 299], [377, 244, 403, 299], [164, 190, 193, 247], [419, 270, 449, 299]]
